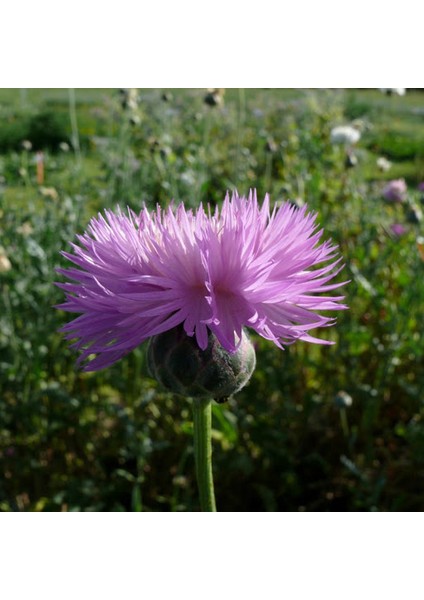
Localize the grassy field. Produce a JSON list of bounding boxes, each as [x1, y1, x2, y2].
[[1, 88, 424, 511]]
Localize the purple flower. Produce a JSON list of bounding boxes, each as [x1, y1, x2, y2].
[[390, 223, 407, 237], [418, 182, 424, 192], [56, 192, 347, 371], [382, 179, 407, 202]]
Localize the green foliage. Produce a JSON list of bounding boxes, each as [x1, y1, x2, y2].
[[0, 116, 29, 152], [343, 90, 375, 120], [0, 106, 69, 152], [368, 129, 424, 162], [26, 109, 69, 151], [1, 88, 424, 511]]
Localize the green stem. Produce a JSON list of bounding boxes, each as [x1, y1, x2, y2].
[[68, 88, 81, 169], [340, 407, 350, 438], [234, 88, 245, 184], [192, 398, 216, 512]]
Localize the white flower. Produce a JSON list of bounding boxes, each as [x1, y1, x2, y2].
[[119, 88, 139, 111], [0, 247, 11, 273], [376, 157, 392, 172], [330, 125, 361, 146], [379, 88, 406, 96], [17, 221, 34, 236], [21, 140, 32, 151], [39, 186, 58, 200]]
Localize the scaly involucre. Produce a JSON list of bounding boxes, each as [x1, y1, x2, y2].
[[57, 191, 347, 371]]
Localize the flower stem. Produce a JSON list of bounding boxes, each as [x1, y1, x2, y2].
[[192, 398, 216, 512]]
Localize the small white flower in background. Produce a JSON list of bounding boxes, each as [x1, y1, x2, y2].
[[39, 186, 58, 200], [118, 88, 139, 111], [0, 247, 12, 273], [334, 391, 353, 408], [180, 170, 196, 186], [330, 125, 361, 146], [129, 114, 141, 126], [379, 88, 406, 96], [377, 157, 392, 172], [59, 142, 70, 152], [17, 221, 34, 236]]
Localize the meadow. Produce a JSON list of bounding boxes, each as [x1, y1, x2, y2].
[[1, 88, 424, 511]]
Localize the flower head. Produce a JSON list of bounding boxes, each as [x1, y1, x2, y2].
[[390, 223, 407, 237], [330, 125, 361, 146], [57, 192, 347, 371], [382, 179, 407, 202]]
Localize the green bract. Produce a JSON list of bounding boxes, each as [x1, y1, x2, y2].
[[147, 326, 256, 401]]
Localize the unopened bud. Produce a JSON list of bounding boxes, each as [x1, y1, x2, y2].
[[345, 152, 358, 169], [147, 326, 256, 401], [334, 390, 353, 408]]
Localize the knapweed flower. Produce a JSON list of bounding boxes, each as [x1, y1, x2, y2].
[[390, 223, 407, 237], [330, 126, 361, 146], [56, 191, 347, 372], [382, 179, 407, 202]]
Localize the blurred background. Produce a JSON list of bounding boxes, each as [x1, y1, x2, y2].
[[1, 88, 423, 511]]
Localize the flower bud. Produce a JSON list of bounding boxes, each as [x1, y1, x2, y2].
[[147, 326, 256, 402], [407, 204, 423, 224], [345, 152, 358, 169], [265, 137, 278, 153], [204, 88, 225, 107], [334, 390, 353, 408]]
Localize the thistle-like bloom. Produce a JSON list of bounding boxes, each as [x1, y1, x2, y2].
[[57, 192, 347, 371], [330, 125, 361, 146], [382, 179, 407, 202], [390, 223, 407, 237]]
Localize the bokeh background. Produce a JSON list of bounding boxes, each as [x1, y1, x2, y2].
[[1, 88, 423, 511]]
